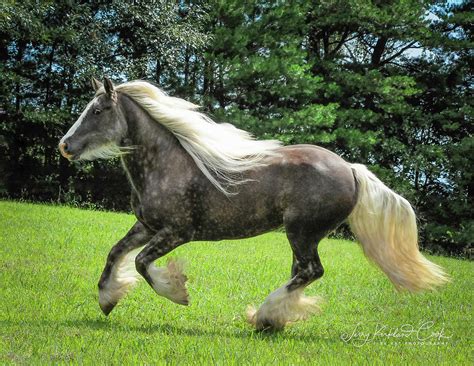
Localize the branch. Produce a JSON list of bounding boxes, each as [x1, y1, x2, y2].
[[330, 29, 351, 56], [380, 41, 418, 65], [343, 43, 358, 63]]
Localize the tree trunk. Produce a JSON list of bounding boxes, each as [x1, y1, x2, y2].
[[184, 46, 190, 86], [371, 36, 388, 67], [15, 40, 26, 113], [44, 43, 56, 108], [155, 58, 162, 84]]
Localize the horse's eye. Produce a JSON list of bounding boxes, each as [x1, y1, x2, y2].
[[93, 108, 102, 115]]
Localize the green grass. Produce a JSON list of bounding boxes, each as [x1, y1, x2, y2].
[[0, 201, 472, 365]]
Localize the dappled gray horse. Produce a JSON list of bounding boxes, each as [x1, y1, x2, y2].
[[59, 77, 448, 330]]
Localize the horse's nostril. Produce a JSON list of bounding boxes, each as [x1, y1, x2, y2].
[[59, 142, 68, 152], [59, 142, 72, 159]]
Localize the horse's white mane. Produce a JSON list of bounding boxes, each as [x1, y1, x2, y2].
[[108, 81, 282, 195]]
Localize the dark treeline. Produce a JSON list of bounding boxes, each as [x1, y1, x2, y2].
[[0, 1, 472, 255]]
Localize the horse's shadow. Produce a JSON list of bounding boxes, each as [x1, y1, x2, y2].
[[1, 317, 339, 343], [59, 317, 338, 343]]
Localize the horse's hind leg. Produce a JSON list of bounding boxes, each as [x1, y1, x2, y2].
[[98, 221, 153, 315], [247, 226, 325, 331]]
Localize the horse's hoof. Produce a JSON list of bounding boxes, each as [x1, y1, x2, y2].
[[100, 302, 116, 316], [178, 298, 189, 306], [169, 290, 189, 306], [255, 320, 284, 332]]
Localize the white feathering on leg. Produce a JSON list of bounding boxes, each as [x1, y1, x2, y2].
[[148, 259, 189, 305], [99, 248, 142, 309], [246, 285, 323, 331]]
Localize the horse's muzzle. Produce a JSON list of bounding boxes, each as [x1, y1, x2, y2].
[[58, 142, 74, 160]]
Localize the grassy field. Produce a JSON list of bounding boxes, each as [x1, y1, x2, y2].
[[0, 201, 472, 365]]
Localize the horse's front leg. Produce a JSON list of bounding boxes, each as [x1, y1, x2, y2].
[[98, 221, 154, 315], [135, 228, 190, 305]]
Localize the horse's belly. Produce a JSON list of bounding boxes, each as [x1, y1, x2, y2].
[[193, 216, 283, 241], [193, 189, 284, 240]]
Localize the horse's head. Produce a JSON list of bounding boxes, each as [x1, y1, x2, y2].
[[59, 77, 127, 161]]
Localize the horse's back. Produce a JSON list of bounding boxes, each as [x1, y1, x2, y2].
[[276, 144, 349, 170]]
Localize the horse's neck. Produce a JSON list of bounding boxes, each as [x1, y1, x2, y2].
[[119, 95, 186, 195]]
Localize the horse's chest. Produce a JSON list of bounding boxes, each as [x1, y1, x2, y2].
[[132, 188, 193, 231]]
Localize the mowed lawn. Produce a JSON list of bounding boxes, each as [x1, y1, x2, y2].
[[0, 201, 472, 365]]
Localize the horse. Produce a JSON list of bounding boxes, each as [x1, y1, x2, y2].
[[58, 77, 448, 331]]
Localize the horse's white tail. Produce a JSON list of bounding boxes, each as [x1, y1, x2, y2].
[[348, 164, 449, 292]]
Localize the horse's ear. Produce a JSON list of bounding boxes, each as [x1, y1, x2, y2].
[[91, 77, 102, 92], [103, 77, 115, 95]]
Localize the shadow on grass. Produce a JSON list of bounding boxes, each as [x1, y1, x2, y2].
[[0, 318, 340, 343]]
